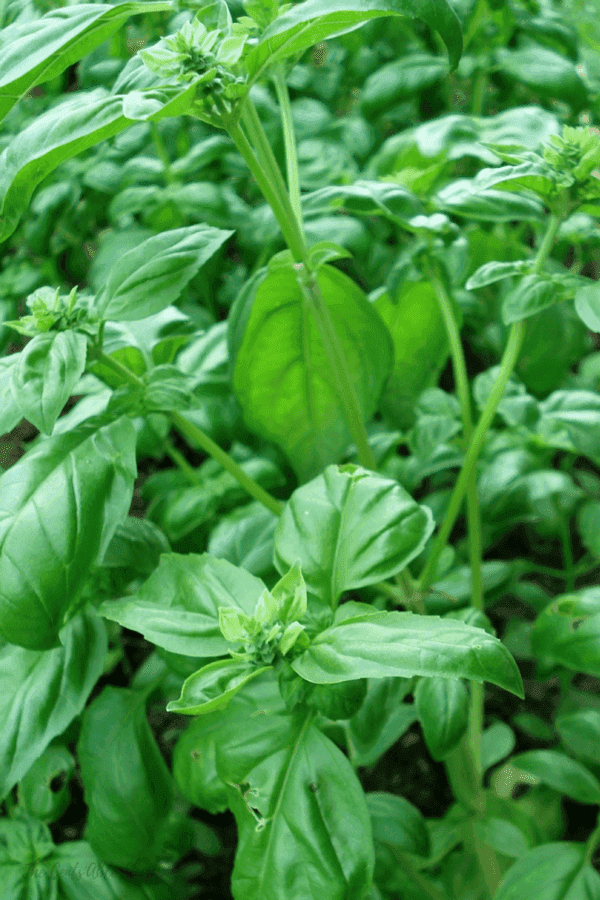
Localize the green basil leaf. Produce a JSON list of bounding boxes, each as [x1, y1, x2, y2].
[[502, 274, 564, 324], [0, 610, 107, 801], [173, 671, 285, 815], [0, 417, 137, 650], [415, 676, 469, 761], [575, 280, 600, 332], [348, 678, 416, 767], [274, 464, 434, 608], [361, 54, 448, 116], [53, 840, 173, 900], [208, 501, 278, 579], [167, 658, 272, 715], [246, 0, 463, 83], [509, 750, 600, 805], [98, 553, 266, 658], [292, 610, 524, 697], [466, 260, 531, 290], [556, 709, 600, 767], [472, 816, 530, 859], [494, 842, 600, 900], [0, 84, 196, 244], [98, 225, 232, 322], [481, 721, 516, 771], [77, 685, 174, 873], [17, 745, 75, 824], [0, 809, 57, 897], [232, 264, 393, 481], [536, 390, 600, 463], [532, 587, 600, 678], [9, 331, 87, 435], [0, 2, 173, 124], [375, 281, 450, 429], [0, 356, 23, 435], [220, 711, 374, 900], [435, 180, 545, 222], [496, 45, 588, 112], [366, 792, 430, 857]]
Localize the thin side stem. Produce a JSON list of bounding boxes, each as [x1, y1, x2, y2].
[[87, 347, 284, 516], [272, 65, 304, 232], [418, 213, 563, 592]]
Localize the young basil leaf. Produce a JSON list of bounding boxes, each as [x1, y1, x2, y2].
[[9, 331, 87, 435], [494, 843, 600, 900], [508, 750, 600, 805], [415, 676, 469, 761], [366, 792, 430, 858], [167, 658, 272, 715]]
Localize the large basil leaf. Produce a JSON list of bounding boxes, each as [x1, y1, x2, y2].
[[0, 2, 173, 124], [535, 390, 600, 464], [0, 417, 136, 650], [17, 744, 75, 824], [246, 0, 463, 83], [173, 672, 286, 816], [366, 792, 430, 858], [292, 610, 524, 697], [98, 553, 266, 657], [53, 840, 173, 899], [434, 179, 545, 222], [77, 686, 174, 873], [0, 610, 107, 801], [496, 46, 588, 112], [494, 843, 600, 900], [97, 225, 232, 322], [219, 709, 374, 900], [0, 84, 197, 243], [232, 265, 393, 481], [207, 501, 278, 579], [531, 587, 600, 678], [0, 356, 23, 435], [274, 465, 434, 608], [375, 281, 450, 429], [10, 331, 87, 435]]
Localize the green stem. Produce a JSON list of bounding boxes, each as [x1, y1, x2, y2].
[[585, 812, 600, 865], [272, 65, 304, 233], [393, 850, 449, 900], [169, 411, 284, 515], [87, 347, 284, 516], [428, 260, 493, 892], [471, 69, 487, 116], [560, 517, 575, 592], [226, 113, 305, 260], [418, 213, 563, 592], [222, 99, 376, 470], [295, 266, 377, 471], [151, 122, 175, 184]]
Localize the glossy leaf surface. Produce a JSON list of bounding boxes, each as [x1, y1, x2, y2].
[[292, 610, 524, 697], [0, 611, 107, 801], [0, 2, 173, 124], [0, 417, 137, 649], [77, 686, 174, 872], [98, 553, 266, 657], [246, 0, 463, 82], [274, 465, 434, 607]]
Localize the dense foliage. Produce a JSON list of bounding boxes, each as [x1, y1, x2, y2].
[[2, 1, 600, 898]]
